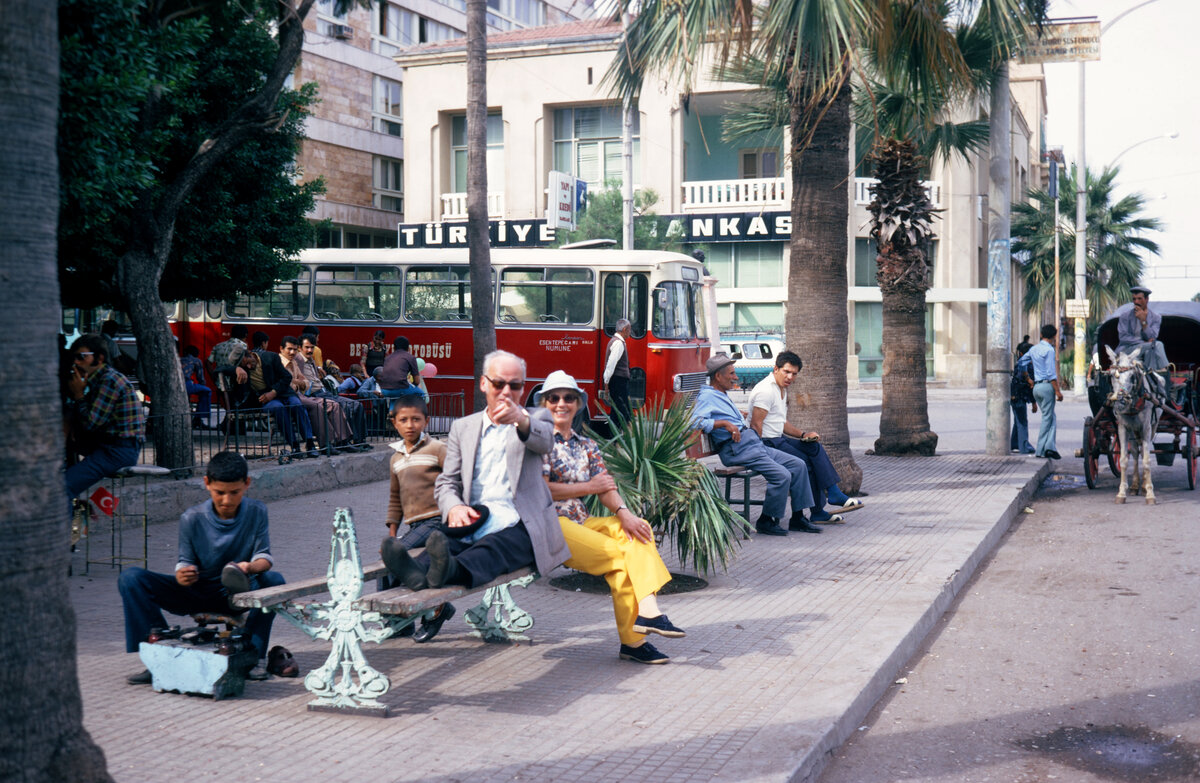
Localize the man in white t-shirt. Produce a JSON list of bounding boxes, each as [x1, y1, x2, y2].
[[747, 350, 865, 524]]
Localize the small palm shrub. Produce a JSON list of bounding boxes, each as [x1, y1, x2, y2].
[[589, 395, 750, 574]]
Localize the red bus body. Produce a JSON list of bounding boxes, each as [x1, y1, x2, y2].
[[169, 247, 714, 419]]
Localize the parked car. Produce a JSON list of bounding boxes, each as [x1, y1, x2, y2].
[[720, 334, 785, 390]]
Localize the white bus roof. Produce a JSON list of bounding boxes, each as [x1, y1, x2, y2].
[[297, 247, 702, 270]]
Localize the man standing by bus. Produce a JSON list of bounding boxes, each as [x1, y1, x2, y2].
[[603, 318, 633, 426]]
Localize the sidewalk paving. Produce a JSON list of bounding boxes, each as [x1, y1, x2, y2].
[[71, 398, 1053, 782]]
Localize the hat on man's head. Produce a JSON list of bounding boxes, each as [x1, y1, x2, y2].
[[706, 353, 736, 377], [1130, 285, 1152, 296], [533, 370, 588, 408]]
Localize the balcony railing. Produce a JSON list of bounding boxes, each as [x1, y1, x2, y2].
[[854, 177, 942, 208], [681, 177, 788, 211], [440, 192, 505, 221]]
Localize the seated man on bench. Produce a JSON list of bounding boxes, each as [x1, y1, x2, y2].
[[119, 451, 293, 684], [380, 350, 571, 606]]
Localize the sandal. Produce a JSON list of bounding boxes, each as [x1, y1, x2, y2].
[[267, 645, 300, 678], [831, 498, 864, 514]]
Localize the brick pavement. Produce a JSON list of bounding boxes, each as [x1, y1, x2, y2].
[[71, 425, 1052, 782]]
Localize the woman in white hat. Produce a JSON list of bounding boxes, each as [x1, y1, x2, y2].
[[536, 370, 685, 665]]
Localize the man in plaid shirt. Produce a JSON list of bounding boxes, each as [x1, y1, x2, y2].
[[65, 334, 146, 497]]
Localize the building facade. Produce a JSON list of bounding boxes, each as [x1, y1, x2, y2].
[[319, 18, 1044, 387]]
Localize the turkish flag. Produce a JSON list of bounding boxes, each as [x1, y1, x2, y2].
[[89, 486, 119, 517]]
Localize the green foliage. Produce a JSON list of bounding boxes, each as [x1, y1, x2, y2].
[[57, 0, 321, 307], [553, 182, 686, 252], [589, 396, 750, 575], [1013, 164, 1161, 333]]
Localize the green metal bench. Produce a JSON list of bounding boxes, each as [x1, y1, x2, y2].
[[697, 432, 763, 521], [230, 507, 536, 717]]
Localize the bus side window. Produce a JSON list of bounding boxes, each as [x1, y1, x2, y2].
[[602, 273, 624, 336], [498, 268, 593, 325], [629, 274, 648, 338]]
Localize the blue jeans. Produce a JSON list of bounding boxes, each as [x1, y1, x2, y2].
[[761, 436, 840, 509], [186, 381, 212, 417], [65, 440, 140, 498], [118, 568, 285, 659], [717, 431, 813, 519], [262, 394, 313, 445], [1010, 402, 1033, 453], [1032, 382, 1057, 456]]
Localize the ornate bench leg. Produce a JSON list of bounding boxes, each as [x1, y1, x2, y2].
[[464, 574, 537, 643]]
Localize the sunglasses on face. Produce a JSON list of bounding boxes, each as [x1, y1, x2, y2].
[[74, 352, 94, 360], [483, 375, 525, 391], [546, 393, 579, 405]]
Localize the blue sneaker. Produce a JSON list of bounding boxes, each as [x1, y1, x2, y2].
[[619, 641, 669, 664], [633, 614, 686, 638]]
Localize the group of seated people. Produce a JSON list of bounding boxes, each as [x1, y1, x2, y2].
[[118, 345, 867, 685]]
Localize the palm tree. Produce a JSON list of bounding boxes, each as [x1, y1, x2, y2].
[[856, 4, 995, 456], [1013, 163, 1160, 335], [0, 2, 111, 779], [609, 0, 1032, 487], [466, 0, 496, 411]]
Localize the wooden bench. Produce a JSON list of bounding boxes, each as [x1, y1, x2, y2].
[[230, 508, 536, 717], [695, 432, 762, 521]]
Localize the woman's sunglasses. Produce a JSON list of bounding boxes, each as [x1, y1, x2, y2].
[[546, 393, 579, 404]]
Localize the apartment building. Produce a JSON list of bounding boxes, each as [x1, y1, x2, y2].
[[294, 0, 593, 250], [388, 19, 1044, 387]]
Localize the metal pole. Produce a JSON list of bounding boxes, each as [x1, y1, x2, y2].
[[621, 10, 634, 250], [1073, 61, 1087, 395]]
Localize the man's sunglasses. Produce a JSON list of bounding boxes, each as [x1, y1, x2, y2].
[[546, 393, 578, 404], [483, 375, 525, 391], [74, 351, 94, 360]]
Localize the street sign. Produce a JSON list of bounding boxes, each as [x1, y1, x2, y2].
[[548, 170, 576, 230], [1019, 20, 1101, 64], [1066, 298, 1090, 319]]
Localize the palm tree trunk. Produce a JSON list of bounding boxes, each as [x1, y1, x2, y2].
[[466, 0, 495, 409], [786, 78, 862, 493], [871, 139, 937, 455], [0, 2, 112, 779]]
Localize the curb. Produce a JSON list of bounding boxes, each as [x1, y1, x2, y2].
[[789, 457, 1053, 783]]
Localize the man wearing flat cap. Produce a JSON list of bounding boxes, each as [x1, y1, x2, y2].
[[691, 353, 819, 537], [1117, 285, 1168, 371]]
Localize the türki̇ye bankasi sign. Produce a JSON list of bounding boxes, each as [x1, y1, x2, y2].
[[396, 211, 794, 248], [1019, 20, 1101, 64]]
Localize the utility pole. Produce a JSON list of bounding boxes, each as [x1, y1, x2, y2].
[[985, 63, 1012, 456], [621, 8, 633, 250]]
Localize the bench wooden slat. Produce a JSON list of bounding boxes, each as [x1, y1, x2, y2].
[[353, 567, 535, 615], [230, 560, 391, 609]]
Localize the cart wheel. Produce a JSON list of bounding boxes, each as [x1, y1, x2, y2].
[[1107, 443, 1122, 478], [1187, 426, 1197, 491], [1083, 417, 1099, 490]]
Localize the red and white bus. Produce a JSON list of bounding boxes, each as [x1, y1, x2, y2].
[[169, 247, 714, 422]]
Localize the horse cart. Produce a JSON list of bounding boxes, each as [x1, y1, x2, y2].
[[1080, 301, 1200, 492]]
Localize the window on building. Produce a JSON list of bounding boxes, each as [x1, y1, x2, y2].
[[855, 302, 933, 378], [451, 113, 503, 193], [314, 225, 399, 249], [498, 268, 593, 324], [226, 273, 311, 320], [373, 157, 403, 213], [739, 148, 779, 179], [404, 266, 481, 322], [732, 303, 783, 332], [486, 0, 546, 30], [316, 0, 351, 37], [552, 105, 640, 189], [376, 3, 461, 55], [313, 266, 402, 321], [373, 77, 402, 137], [854, 238, 878, 286], [704, 243, 784, 289]]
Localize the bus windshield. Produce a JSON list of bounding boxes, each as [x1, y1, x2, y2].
[[652, 281, 698, 340]]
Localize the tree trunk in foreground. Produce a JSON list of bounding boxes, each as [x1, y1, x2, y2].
[[0, 2, 112, 779], [786, 79, 862, 493]]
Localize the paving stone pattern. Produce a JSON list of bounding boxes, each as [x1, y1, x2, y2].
[[73, 449, 1047, 783]]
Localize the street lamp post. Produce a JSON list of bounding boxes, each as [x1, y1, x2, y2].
[[1073, 0, 1165, 396]]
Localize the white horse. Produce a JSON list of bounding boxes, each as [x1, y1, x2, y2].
[[1105, 346, 1163, 505]]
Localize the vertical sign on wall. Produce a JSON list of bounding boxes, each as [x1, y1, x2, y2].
[[548, 170, 576, 231]]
